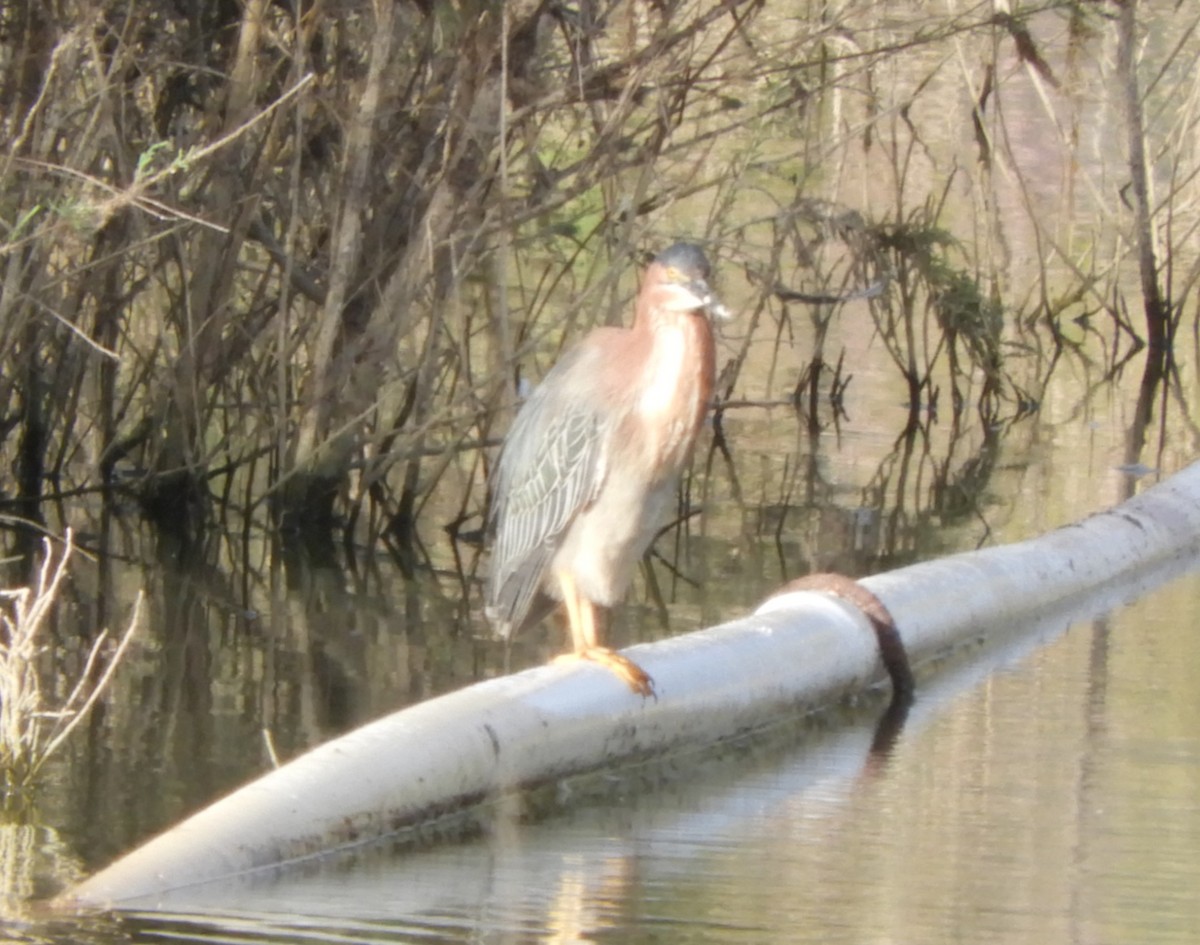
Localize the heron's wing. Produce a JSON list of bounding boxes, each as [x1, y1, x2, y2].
[[485, 351, 610, 635]]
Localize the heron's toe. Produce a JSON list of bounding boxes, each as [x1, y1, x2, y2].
[[554, 647, 656, 699]]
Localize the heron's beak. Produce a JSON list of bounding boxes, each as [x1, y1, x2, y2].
[[688, 279, 732, 321]]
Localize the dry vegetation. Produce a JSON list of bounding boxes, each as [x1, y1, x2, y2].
[[0, 0, 1196, 562], [0, 533, 141, 793]]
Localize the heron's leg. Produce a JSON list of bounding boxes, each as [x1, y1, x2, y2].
[[578, 593, 599, 650], [558, 570, 588, 654], [553, 571, 655, 698]]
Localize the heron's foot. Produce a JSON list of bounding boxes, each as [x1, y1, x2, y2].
[[554, 647, 656, 699]]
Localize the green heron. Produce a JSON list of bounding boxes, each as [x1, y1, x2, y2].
[[485, 243, 728, 696]]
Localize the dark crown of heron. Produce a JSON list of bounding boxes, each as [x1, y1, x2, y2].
[[654, 242, 712, 283]]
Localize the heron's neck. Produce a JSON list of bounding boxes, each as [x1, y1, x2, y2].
[[628, 302, 715, 452]]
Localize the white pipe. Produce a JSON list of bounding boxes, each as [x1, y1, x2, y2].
[[60, 462, 1200, 909], [71, 557, 1187, 931]]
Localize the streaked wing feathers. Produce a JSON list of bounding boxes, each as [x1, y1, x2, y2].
[[485, 365, 609, 635]]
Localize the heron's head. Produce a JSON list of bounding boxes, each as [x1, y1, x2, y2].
[[647, 242, 731, 320]]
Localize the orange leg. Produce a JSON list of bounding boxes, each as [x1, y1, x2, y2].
[[554, 572, 655, 698], [560, 570, 588, 654]]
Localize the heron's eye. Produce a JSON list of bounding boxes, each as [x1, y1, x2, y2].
[[664, 266, 682, 282]]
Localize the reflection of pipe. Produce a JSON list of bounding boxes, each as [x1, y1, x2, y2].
[[59, 463, 1200, 910]]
